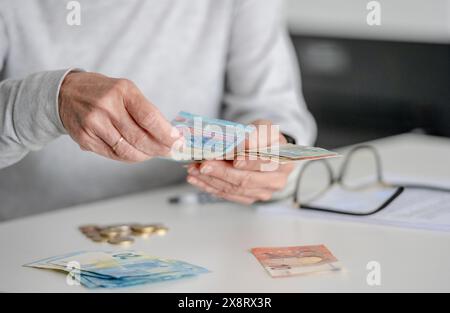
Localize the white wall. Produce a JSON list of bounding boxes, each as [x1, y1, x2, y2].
[[285, 0, 450, 43]]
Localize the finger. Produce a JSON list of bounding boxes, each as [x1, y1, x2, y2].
[[188, 171, 273, 201], [111, 109, 171, 157], [233, 158, 279, 172], [124, 92, 181, 148], [78, 131, 121, 161], [197, 161, 288, 191], [244, 119, 281, 150], [234, 159, 294, 175], [215, 191, 259, 205], [88, 117, 151, 163], [187, 165, 273, 200], [234, 120, 286, 171], [186, 176, 257, 205], [112, 135, 153, 163]]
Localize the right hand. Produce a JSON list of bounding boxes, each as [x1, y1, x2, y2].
[[59, 72, 181, 162]]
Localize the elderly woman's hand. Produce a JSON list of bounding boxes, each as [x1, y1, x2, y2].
[[186, 120, 294, 204]]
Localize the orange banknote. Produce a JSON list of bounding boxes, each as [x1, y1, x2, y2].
[[251, 245, 341, 277]]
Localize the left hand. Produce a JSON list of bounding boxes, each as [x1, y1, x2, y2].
[[186, 120, 295, 204]]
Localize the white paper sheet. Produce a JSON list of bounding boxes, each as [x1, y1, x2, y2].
[[258, 178, 450, 232]]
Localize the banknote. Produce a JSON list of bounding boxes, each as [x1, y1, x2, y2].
[[251, 245, 341, 277], [170, 112, 339, 163], [171, 111, 253, 161], [239, 144, 339, 163], [24, 250, 208, 288]]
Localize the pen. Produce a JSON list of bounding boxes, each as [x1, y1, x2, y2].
[[168, 192, 225, 205]]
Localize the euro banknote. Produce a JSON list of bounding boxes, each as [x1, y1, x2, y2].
[[170, 111, 338, 163], [251, 245, 341, 277], [24, 250, 208, 288]]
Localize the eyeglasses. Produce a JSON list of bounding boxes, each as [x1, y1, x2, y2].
[[292, 145, 450, 216]]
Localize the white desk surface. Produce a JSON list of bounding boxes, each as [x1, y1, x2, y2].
[[1, 133, 450, 292]]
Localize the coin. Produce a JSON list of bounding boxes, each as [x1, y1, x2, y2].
[[130, 224, 159, 234], [79, 225, 99, 234], [154, 226, 168, 236], [107, 224, 131, 232], [80, 222, 166, 245], [100, 227, 131, 238], [85, 231, 101, 238], [108, 236, 135, 245], [133, 231, 153, 239], [90, 235, 108, 243]]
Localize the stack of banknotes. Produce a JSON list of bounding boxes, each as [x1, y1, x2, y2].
[[24, 250, 208, 288], [237, 144, 338, 164], [171, 111, 338, 162]]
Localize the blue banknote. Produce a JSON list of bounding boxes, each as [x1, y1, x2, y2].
[[24, 250, 209, 289], [171, 111, 254, 160]]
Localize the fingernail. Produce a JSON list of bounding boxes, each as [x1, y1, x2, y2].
[[235, 160, 246, 168], [200, 165, 213, 175]]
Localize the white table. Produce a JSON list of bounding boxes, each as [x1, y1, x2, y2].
[[1, 133, 449, 292]]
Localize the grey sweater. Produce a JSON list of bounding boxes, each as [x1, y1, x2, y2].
[[0, 0, 316, 220]]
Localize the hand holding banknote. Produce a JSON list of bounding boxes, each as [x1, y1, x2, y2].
[[186, 120, 295, 205], [59, 72, 182, 163]]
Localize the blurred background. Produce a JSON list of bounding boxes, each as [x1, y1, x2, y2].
[[285, 0, 449, 148]]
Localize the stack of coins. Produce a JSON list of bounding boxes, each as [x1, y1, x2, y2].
[[78, 223, 168, 246]]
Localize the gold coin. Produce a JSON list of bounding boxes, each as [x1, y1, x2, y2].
[[100, 228, 131, 238], [99, 229, 115, 238], [107, 224, 131, 232], [108, 236, 135, 245], [154, 226, 168, 236], [90, 235, 108, 243], [130, 224, 159, 234], [133, 232, 153, 239]]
